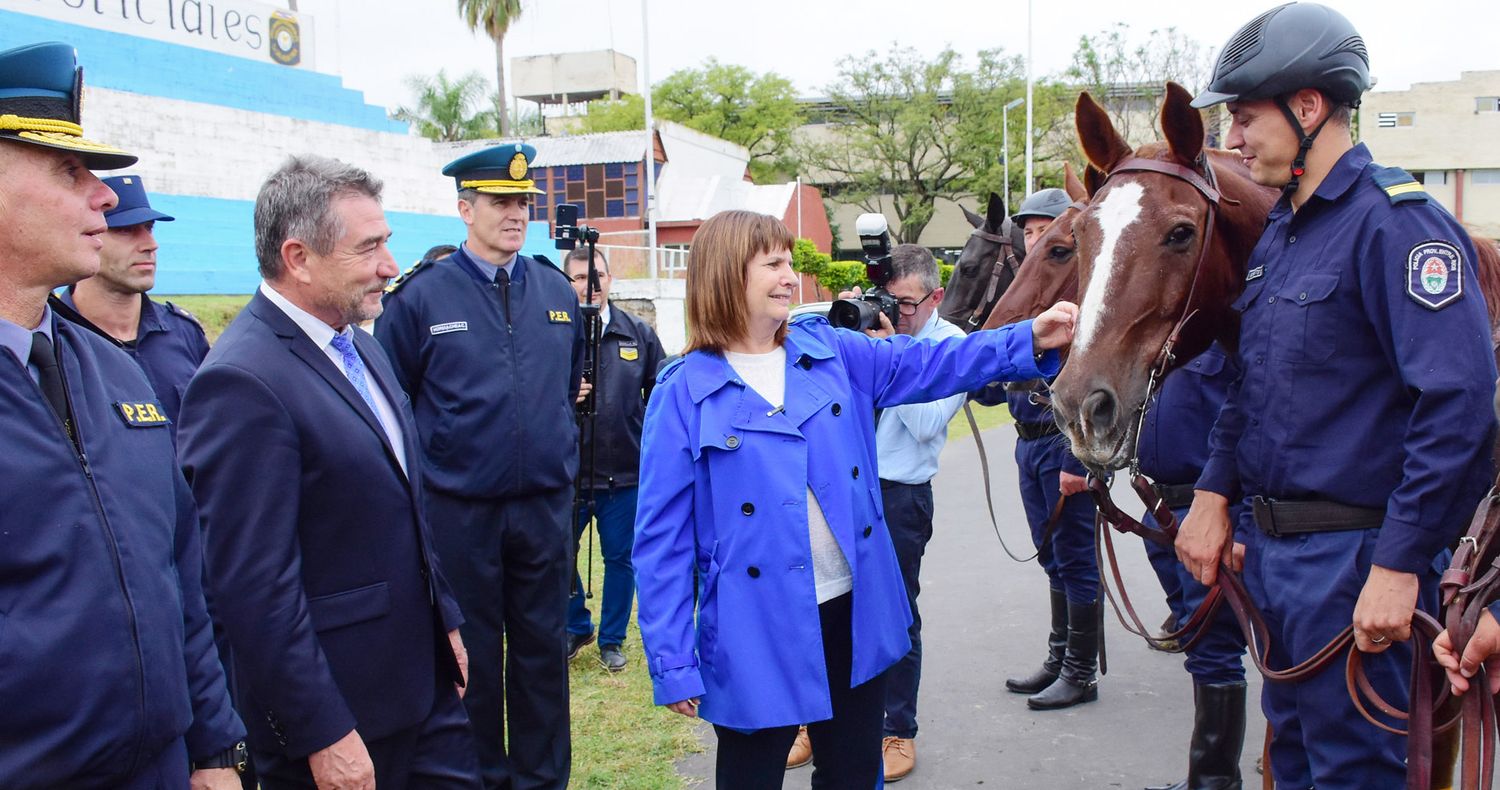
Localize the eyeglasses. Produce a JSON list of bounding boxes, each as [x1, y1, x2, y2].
[[896, 288, 938, 316]]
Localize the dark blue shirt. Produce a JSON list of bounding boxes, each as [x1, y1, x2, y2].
[[1197, 143, 1497, 572], [376, 246, 585, 498], [581, 305, 667, 490], [57, 290, 210, 433], [1138, 344, 1237, 485]]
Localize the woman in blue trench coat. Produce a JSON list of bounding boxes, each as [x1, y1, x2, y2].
[[633, 210, 1078, 788]]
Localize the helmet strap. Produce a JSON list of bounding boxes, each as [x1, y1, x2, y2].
[[1276, 99, 1334, 199]]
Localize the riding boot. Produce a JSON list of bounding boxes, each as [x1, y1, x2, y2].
[[1027, 599, 1100, 710], [1144, 681, 1247, 790], [1005, 589, 1068, 694]]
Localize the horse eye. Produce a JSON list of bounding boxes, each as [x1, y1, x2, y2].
[[1049, 245, 1072, 260], [1166, 225, 1195, 246]]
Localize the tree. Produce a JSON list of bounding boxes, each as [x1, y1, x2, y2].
[[392, 70, 497, 142], [1066, 24, 1215, 145], [796, 47, 1073, 244], [456, 0, 523, 137], [577, 60, 803, 182]]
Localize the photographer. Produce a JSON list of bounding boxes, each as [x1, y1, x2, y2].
[[563, 247, 666, 671], [633, 210, 1076, 788]]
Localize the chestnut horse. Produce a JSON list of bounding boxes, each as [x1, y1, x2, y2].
[[984, 163, 1095, 329]]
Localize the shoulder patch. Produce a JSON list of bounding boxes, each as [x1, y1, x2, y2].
[[1406, 240, 1464, 310], [530, 253, 571, 282], [384, 258, 432, 296], [164, 300, 204, 330], [1371, 166, 1428, 205]]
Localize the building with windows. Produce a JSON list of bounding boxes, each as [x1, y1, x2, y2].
[[1360, 71, 1500, 237]]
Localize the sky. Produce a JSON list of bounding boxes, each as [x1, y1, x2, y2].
[[303, 0, 1498, 115]]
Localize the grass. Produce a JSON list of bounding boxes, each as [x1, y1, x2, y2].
[[946, 400, 1015, 442], [164, 294, 252, 343], [567, 523, 704, 789]]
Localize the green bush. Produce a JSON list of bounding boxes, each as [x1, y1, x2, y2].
[[939, 263, 953, 287], [791, 238, 831, 280], [818, 261, 871, 295]]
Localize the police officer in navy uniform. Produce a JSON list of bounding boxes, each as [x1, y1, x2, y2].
[[561, 246, 666, 673], [59, 175, 209, 433], [1181, 5, 1497, 788], [0, 42, 246, 789], [982, 189, 1104, 712], [376, 143, 583, 790], [1137, 345, 1250, 790]]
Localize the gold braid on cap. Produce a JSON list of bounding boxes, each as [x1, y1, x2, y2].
[[0, 114, 84, 136], [460, 179, 536, 190]]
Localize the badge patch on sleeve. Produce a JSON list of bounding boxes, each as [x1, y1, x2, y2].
[[429, 321, 468, 335], [619, 345, 639, 361], [1406, 240, 1463, 310], [548, 310, 572, 324], [114, 401, 169, 427]]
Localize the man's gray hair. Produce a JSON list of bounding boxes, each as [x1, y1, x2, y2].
[[254, 154, 384, 280], [890, 243, 940, 292]]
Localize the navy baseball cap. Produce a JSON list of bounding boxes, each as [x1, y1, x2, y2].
[[441, 143, 546, 195], [0, 42, 137, 169], [102, 175, 175, 227]]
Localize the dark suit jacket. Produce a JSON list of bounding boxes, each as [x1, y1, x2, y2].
[[178, 290, 464, 759]]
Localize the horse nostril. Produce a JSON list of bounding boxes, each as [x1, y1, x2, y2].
[[1082, 388, 1117, 434]]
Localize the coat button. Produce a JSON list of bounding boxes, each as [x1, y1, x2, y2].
[[852, 466, 860, 479], [1298, 292, 1308, 301], [741, 502, 755, 516], [747, 566, 761, 578], [1288, 235, 1297, 244], [726, 435, 740, 449], [863, 525, 873, 538], [1267, 296, 1276, 304], [832, 403, 842, 416]]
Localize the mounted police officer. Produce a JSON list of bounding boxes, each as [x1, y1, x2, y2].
[[1181, 5, 1497, 788], [983, 189, 1104, 712], [0, 42, 245, 788], [59, 175, 209, 434], [375, 143, 583, 790]]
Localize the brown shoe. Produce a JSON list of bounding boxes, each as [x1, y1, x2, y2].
[[882, 736, 915, 782], [785, 725, 812, 769]]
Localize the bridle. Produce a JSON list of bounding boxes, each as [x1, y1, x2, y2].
[[958, 225, 1020, 330]]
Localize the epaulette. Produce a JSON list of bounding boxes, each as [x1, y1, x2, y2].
[[1371, 166, 1428, 205], [164, 300, 205, 331], [385, 258, 434, 295], [656, 354, 687, 384], [531, 253, 570, 281]]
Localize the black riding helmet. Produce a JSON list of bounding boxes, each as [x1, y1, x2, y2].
[[1192, 2, 1371, 193], [1012, 188, 1071, 225]]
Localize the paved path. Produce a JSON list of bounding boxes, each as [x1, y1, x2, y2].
[[676, 426, 1267, 788]]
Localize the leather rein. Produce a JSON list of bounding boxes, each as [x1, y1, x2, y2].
[[960, 226, 1020, 330]]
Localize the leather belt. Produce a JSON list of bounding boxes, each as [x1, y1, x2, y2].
[[1250, 496, 1384, 537], [1014, 420, 1061, 441], [1153, 482, 1197, 510]]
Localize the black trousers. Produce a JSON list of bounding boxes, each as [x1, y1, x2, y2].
[[880, 480, 934, 739], [254, 678, 481, 790], [428, 487, 572, 790], [713, 593, 887, 789]]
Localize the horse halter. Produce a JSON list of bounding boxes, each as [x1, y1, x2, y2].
[[1097, 153, 1231, 475], [961, 226, 1020, 329]]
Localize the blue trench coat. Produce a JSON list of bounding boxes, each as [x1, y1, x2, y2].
[[633, 315, 1058, 730]]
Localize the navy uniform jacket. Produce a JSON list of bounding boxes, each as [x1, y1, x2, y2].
[[58, 289, 210, 431], [0, 308, 242, 786], [1197, 143, 1498, 573], [375, 246, 584, 498], [1138, 344, 1238, 486], [178, 292, 465, 758], [581, 305, 666, 490], [973, 378, 1089, 476]]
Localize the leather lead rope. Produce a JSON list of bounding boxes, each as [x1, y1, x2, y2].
[[965, 401, 1068, 564]]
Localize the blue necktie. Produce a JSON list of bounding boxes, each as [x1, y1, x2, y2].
[[329, 332, 380, 417]]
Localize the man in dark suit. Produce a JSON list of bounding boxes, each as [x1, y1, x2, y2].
[[178, 154, 480, 790]]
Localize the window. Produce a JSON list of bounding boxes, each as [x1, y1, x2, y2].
[[1473, 169, 1500, 185], [1376, 111, 1414, 128], [1477, 97, 1500, 113], [1414, 171, 1447, 186], [529, 162, 644, 222]]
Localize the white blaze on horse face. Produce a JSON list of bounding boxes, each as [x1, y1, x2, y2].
[[1074, 181, 1146, 354]]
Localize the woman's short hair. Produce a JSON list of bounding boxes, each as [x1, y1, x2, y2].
[[685, 210, 796, 353]]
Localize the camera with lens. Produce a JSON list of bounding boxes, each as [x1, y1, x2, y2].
[[829, 213, 900, 331]]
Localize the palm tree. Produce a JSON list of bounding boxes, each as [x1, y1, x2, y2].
[[392, 70, 498, 142], [456, 0, 524, 137]]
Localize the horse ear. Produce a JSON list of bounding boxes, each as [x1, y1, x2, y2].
[[1161, 81, 1206, 166], [961, 204, 985, 229], [986, 192, 1007, 229], [1075, 91, 1131, 173], [1084, 165, 1106, 198], [1063, 162, 1087, 202]]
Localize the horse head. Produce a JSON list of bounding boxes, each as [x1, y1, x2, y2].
[[984, 162, 1095, 329], [941, 193, 1021, 333], [1050, 82, 1278, 472]]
